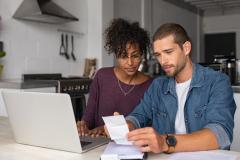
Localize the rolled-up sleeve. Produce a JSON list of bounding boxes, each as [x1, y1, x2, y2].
[[205, 73, 236, 149], [204, 123, 231, 149], [126, 116, 141, 129]]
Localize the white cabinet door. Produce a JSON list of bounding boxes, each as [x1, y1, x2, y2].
[[0, 90, 8, 117], [231, 93, 240, 151], [0, 89, 21, 117]]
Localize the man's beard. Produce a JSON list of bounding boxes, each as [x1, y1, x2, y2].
[[165, 60, 186, 77]]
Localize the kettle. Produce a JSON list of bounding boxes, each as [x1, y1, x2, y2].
[[225, 59, 236, 84], [236, 60, 240, 84], [213, 55, 236, 84]]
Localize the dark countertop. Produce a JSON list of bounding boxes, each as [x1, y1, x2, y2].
[[1, 79, 240, 93], [232, 85, 240, 93], [0, 79, 57, 89]]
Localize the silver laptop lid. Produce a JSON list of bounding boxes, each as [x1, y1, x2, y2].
[[2, 91, 82, 153]]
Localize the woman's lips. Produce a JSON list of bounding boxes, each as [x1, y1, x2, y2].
[[125, 68, 137, 72]]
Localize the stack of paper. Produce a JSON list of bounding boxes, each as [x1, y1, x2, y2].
[[102, 115, 143, 160], [101, 141, 144, 160]]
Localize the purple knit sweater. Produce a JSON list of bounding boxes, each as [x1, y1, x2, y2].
[[82, 67, 152, 129]]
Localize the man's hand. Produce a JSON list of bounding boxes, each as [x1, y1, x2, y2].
[[77, 120, 89, 136], [103, 112, 120, 138], [104, 112, 136, 137], [127, 127, 168, 153]]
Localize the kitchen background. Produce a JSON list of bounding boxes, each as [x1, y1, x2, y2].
[[0, 0, 114, 79], [0, 0, 240, 79], [0, 0, 240, 151]]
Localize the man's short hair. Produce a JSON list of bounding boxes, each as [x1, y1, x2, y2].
[[153, 23, 191, 49]]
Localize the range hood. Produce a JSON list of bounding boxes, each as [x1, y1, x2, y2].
[[13, 0, 79, 24]]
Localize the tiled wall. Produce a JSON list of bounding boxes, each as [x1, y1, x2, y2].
[[0, 0, 88, 79]]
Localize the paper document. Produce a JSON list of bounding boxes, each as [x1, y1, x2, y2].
[[101, 141, 144, 160], [102, 115, 132, 145], [170, 151, 237, 160]]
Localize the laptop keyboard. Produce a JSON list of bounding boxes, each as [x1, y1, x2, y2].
[[80, 140, 92, 147]]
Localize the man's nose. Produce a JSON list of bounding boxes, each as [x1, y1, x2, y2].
[[159, 55, 167, 65]]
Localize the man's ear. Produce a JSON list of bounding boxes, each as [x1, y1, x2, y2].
[[183, 41, 191, 56]]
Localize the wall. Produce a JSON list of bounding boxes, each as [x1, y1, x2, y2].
[[151, 0, 201, 62], [114, 0, 201, 63], [88, 0, 114, 68], [114, 0, 152, 34], [0, 0, 89, 79], [101, 0, 114, 67], [114, 0, 142, 24], [203, 14, 240, 59]]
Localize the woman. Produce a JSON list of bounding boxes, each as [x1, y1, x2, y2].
[[77, 18, 152, 137]]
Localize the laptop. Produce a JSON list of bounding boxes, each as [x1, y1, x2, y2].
[[2, 90, 109, 153]]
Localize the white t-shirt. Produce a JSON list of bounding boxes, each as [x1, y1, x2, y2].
[[175, 78, 191, 134]]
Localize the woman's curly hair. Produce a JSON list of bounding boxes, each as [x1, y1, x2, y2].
[[104, 18, 150, 58]]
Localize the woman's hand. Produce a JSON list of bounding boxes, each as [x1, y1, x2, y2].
[[77, 120, 106, 137], [77, 120, 89, 136], [88, 126, 107, 137]]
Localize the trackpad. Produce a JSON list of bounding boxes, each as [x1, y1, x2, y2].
[[80, 140, 92, 147], [80, 136, 109, 151]]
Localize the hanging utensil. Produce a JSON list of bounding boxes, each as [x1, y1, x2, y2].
[[59, 33, 65, 56], [64, 34, 70, 60], [71, 35, 76, 61]]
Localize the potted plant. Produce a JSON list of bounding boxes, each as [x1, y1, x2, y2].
[[0, 41, 6, 77]]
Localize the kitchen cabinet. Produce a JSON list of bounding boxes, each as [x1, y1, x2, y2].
[[231, 92, 240, 151]]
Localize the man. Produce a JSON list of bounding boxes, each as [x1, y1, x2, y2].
[[110, 23, 236, 154]]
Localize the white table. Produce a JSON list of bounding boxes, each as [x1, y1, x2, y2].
[[1, 117, 240, 160]]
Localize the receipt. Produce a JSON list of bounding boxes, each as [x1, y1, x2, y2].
[[102, 115, 132, 145]]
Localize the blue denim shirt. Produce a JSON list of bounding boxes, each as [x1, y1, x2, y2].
[[126, 64, 236, 149]]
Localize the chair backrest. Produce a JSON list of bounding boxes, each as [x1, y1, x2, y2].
[[231, 93, 240, 151]]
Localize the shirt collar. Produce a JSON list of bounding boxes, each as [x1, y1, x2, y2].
[[164, 63, 205, 94]]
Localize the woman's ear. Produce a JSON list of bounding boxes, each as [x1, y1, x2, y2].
[[183, 41, 191, 56]]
